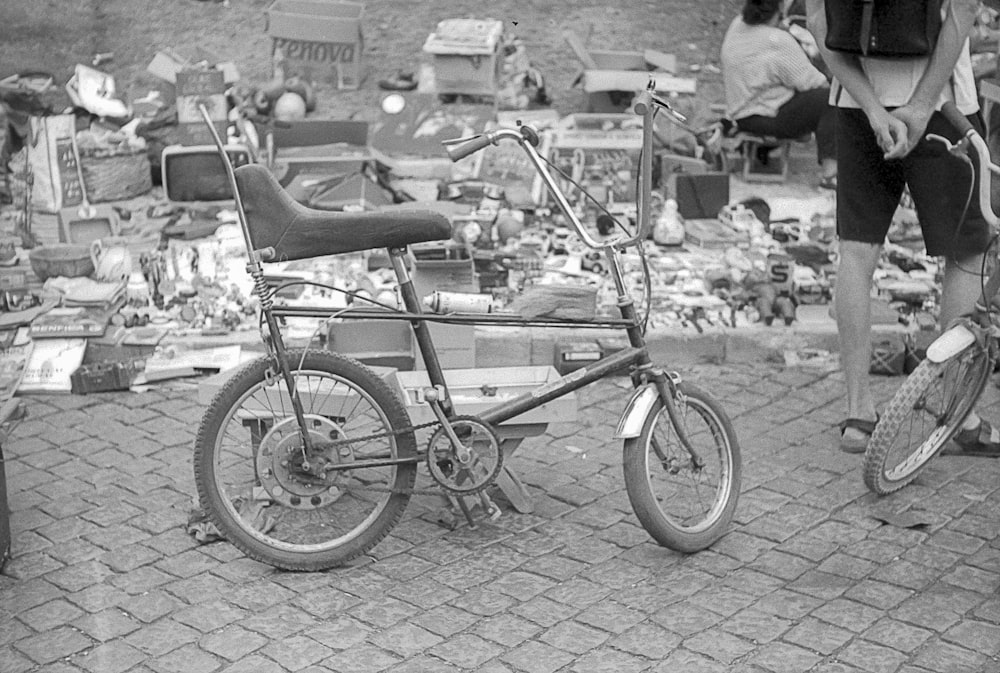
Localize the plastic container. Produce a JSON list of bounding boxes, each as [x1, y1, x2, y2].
[[28, 244, 95, 280]]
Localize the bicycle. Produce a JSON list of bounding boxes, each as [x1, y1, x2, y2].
[[191, 83, 742, 571], [864, 101, 1000, 495]]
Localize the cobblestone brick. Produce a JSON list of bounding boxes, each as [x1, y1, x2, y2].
[[786, 570, 854, 601], [261, 634, 334, 670], [651, 601, 724, 637], [304, 616, 372, 651], [13, 626, 92, 665], [747, 641, 822, 673], [573, 600, 645, 635], [652, 648, 729, 673], [125, 619, 201, 656], [940, 564, 1000, 595], [782, 616, 853, 655], [684, 628, 756, 664], [199, 625, 269, 661], [500, 639, 575, 673], [543, 577, 612, 608], [72, 607, 141, 641], [539, 620, 610, 654], [942, 619, 1000, 656], [412, 605, 480, 637], [469, 613, 540, 647], [383, 577, 458, 611], [241, 605, 320, 639], [0, 645, 35, 673], [687, 584, 756, 617], [568, 646, 651, 673], [173, 600, 248, 632], [149, 643, 221, 673], [488, 570, 558, 601], [368, 622, 444, 658], [811, 598, 884, 633], [842, 579, 914, 611], [323, 643, 402, 673], [73, 640, 146, 673], [519, 554, 588, 581], [720, 608, 793, 644], [862, 618, 933, 654], [837, 639, 911, 673], [18, 597, 83, 631]]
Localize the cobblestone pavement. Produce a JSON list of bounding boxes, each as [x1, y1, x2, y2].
[[1, 360, 998, 673]]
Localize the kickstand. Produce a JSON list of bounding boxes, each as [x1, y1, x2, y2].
[[450, 494, 478, 529]]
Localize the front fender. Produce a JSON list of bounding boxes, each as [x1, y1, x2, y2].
[[925, 323, 977, 363], [614, 384, 659, 439]]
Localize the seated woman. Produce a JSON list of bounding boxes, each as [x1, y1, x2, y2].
[[720, 0, 837, 188]]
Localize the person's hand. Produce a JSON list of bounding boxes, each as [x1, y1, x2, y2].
[[866, 107, 909, 159], [889, 104, 934, 158]]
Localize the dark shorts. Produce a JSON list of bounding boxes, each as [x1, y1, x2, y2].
[[836, 107, 991, 257]]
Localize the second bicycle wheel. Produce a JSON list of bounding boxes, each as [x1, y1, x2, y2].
[[623, 383, 741, 552], [193, 350, 417, 570], [864, 344, 991, 495]]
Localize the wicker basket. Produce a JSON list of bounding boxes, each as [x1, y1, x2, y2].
[[29, 244, 95, 280], [80, 151, 152, 202]]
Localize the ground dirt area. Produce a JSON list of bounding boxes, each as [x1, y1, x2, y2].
[[0, 0, 736, 126]]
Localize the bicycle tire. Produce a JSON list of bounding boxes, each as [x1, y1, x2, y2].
[[193, 349, 417, 570], [623, 383, 741, 552], [864, 344, 991, 495]]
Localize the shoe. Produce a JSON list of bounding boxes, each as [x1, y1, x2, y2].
[[839, 417, 877, 453], [819, 175, 837, 190], [954, 418, 1000, 456]]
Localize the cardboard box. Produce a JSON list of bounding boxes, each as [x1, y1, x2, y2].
[[266, 0, 365, 90], [563, 37, 695, 113], [175, 69, 226, 125], [423, 18, 504, 97]]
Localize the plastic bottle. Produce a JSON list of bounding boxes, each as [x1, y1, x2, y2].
[[653, 198, 685, 246]]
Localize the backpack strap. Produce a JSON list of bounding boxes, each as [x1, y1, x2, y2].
[[859, 0, 875, 56]]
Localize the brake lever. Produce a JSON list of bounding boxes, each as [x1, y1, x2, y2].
[[442, 134, 483, 146], [926, 133, 969, 155]]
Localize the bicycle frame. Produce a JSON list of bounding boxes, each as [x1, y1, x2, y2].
[[197, 84, 694, 464]]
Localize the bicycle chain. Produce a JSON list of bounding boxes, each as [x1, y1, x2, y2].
[[303, 418, 447, 496]]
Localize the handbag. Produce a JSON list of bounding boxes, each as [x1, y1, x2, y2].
[[825, 0, 944, 58]]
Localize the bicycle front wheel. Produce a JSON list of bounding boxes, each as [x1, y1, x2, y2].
[[864, 345, 991, 495], [193, 350, 417, 570], [623, 383, 741, 552]]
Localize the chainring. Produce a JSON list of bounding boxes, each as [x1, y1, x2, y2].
[[426, 415, 502, 494]]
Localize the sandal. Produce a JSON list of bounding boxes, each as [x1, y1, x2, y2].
[[953, 418, 1000, 456], [819, 175, 838, 190], [839, 417, 877, 454]]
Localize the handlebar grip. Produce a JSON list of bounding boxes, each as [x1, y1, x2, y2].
[[444, 133, 493, 162], [633, 90, 653, 115], [941, 101, 974, 137]]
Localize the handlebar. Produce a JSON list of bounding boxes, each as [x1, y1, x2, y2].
[[440, 82, 674, 253], [937, 101, 999, 229], [442, 132, 497, 162]]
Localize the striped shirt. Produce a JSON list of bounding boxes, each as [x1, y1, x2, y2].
[[721, 17, 828, 120]]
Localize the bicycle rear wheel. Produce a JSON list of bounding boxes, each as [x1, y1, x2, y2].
[[864, 344, 991, 495], [193, 350, 417, 570], [623, 383, 740, 552]]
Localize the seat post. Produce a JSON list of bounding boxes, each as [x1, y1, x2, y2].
[[389, 247, 451, 407]]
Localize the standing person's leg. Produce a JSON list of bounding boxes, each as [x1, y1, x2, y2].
[[835, 241, 882, 446], [834, 108, 906, 451]]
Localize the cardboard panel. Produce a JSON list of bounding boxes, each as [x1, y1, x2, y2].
[[266, 0, 365, 89]]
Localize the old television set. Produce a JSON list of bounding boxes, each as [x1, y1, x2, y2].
[[161, 144, 252, 204]]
